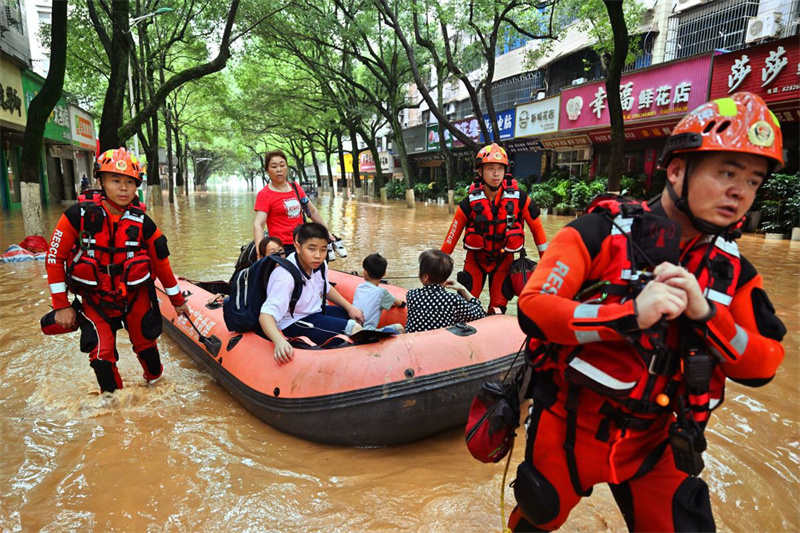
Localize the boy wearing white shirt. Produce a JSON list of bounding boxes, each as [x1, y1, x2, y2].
[[259, 223, 364, 363]]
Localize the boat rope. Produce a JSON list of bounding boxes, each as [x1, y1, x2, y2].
[[500, 436, 515, 533]]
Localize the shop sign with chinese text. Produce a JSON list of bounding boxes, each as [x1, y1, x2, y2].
[[21, 71, 71, 143], [426, 124, 453, 151], [515, 96, 560, 138], [0, 58, 26, 128], [359, 151, 376, 173], [539, 135, 592, 150], [452, 117, 480, 147], [480, 108, 515, 142], [710, 36, 799, 109], [379, 152, 402, 173], [560, 55, 712, 131], [589, 123, 674, 144], [69, 104, 96, 150]]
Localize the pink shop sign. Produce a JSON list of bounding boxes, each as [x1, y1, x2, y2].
[[559, 55, 712, 131]]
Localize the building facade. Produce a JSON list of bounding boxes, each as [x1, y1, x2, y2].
[[394, 0, 799, 189]]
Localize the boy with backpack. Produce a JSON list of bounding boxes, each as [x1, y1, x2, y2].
[[257, 223, 364, 363]]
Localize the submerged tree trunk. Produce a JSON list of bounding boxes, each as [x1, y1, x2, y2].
[[20, 0, 67, 236], [141, 33, 162, 205], [90, 0, 130, 150], [347, 126, 363, 200], [336, 131, 347, 197], [390, 116, 414, 208], [364, 138, 384, 202], [440, 129, 456, 214], [604, 0, 629, 192], [174, 124, 184, 195], [165, 108, 175, 204]]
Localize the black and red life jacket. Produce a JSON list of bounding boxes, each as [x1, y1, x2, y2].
[[66, 190, 152, 308], [530, 196, 741, 425], [463, 177, 525, 256]]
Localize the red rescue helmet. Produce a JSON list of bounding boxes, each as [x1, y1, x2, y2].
[[660, 92, 785, 235], [94, 147, 143, 184], [659, 92, 784, 171], [475, 143, 509, 168]]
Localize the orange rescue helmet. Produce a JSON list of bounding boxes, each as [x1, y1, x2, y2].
[[94, 147, 143, 184], [476, 143, 509, 168], [659, 92, 785, 171]]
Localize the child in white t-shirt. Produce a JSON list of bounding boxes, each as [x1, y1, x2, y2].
[[353, 253, 405, 334], [259, 223, 365, 363]]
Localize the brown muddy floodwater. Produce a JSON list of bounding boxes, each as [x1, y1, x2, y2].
[[1, 190, 798, 532]]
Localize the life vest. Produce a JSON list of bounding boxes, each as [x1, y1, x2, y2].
[[463, 178, 525, 256], [529, 196, 741, 425], [66, 190, 152, 308]]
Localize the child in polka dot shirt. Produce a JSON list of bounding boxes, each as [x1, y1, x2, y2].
[[405, 249, 486, 333]]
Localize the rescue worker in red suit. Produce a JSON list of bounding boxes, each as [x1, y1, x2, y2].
[[46, 147, 188, 393], [508, 92, 787, 532], [441, 143, 548, 313]]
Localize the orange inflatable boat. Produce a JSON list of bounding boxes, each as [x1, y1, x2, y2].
[[157, 271, 526, 446]]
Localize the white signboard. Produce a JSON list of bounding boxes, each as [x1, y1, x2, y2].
[[514, 96, 560, 138], [69, 104, 96, 150]]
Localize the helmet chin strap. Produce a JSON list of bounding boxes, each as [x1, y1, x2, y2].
[[666, 159, 731, 236], [485, 181, 501, 192], [101, 194, 129, 212]]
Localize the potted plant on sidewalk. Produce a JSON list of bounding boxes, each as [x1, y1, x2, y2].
[[529, 182, 556, 215], [759, 173, 800, 240]]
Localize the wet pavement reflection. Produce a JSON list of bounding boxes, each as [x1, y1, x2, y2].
[[1, 190, 798, 532]]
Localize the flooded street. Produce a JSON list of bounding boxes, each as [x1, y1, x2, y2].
[[1, 190, 798, 532]]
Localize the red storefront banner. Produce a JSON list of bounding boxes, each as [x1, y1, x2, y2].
[[451, 116, 482, 148], [359, 151, 376, 173], [710, 37, 799, 120], [589, 123, 674, 144], [539, 135, 591, 150], [560, 55, 713, 131]]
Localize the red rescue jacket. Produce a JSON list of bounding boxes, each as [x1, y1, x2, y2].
[[46, 191, 185, 315], [520, 196, 785, 424]]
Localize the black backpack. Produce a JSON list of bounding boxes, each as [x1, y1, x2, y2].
[[223, 254, 325, 333]]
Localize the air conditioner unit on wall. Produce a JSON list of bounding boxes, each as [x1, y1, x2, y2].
[[446, 103, 456, 114], [674, 0, 708, 14], [5, 5, 20, 24], [745, 12, 782, 43]]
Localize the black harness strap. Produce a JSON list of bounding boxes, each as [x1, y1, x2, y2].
[[290, 182, 312, 222], [564, 385, 591, 497], [630, 438, 670, 481]]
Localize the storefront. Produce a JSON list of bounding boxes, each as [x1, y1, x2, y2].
[[709, 36, 799, 173], [378, 152, 403, 181], [22, 70, 74, 203], [509, 96, 560, 181], [0, 57, 26, 210], [358, 150, 377, 196], [68, 104, 97, 189], [558, 54, 713, 181]]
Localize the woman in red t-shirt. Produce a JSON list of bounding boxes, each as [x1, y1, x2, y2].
[[253, 150, 334, 256]]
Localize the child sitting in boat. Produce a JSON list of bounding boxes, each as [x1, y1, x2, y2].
[[209, 238, 287, 307], [405, 249, 485, 333], [353, 253, 406, 334], [259, 223, 365, 363], [259, 236, 285, 258]]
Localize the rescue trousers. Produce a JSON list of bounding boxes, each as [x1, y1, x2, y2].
[[509, 381, 715, 532], [78, 286, 164, 393], [460, 250, 514, 310]]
